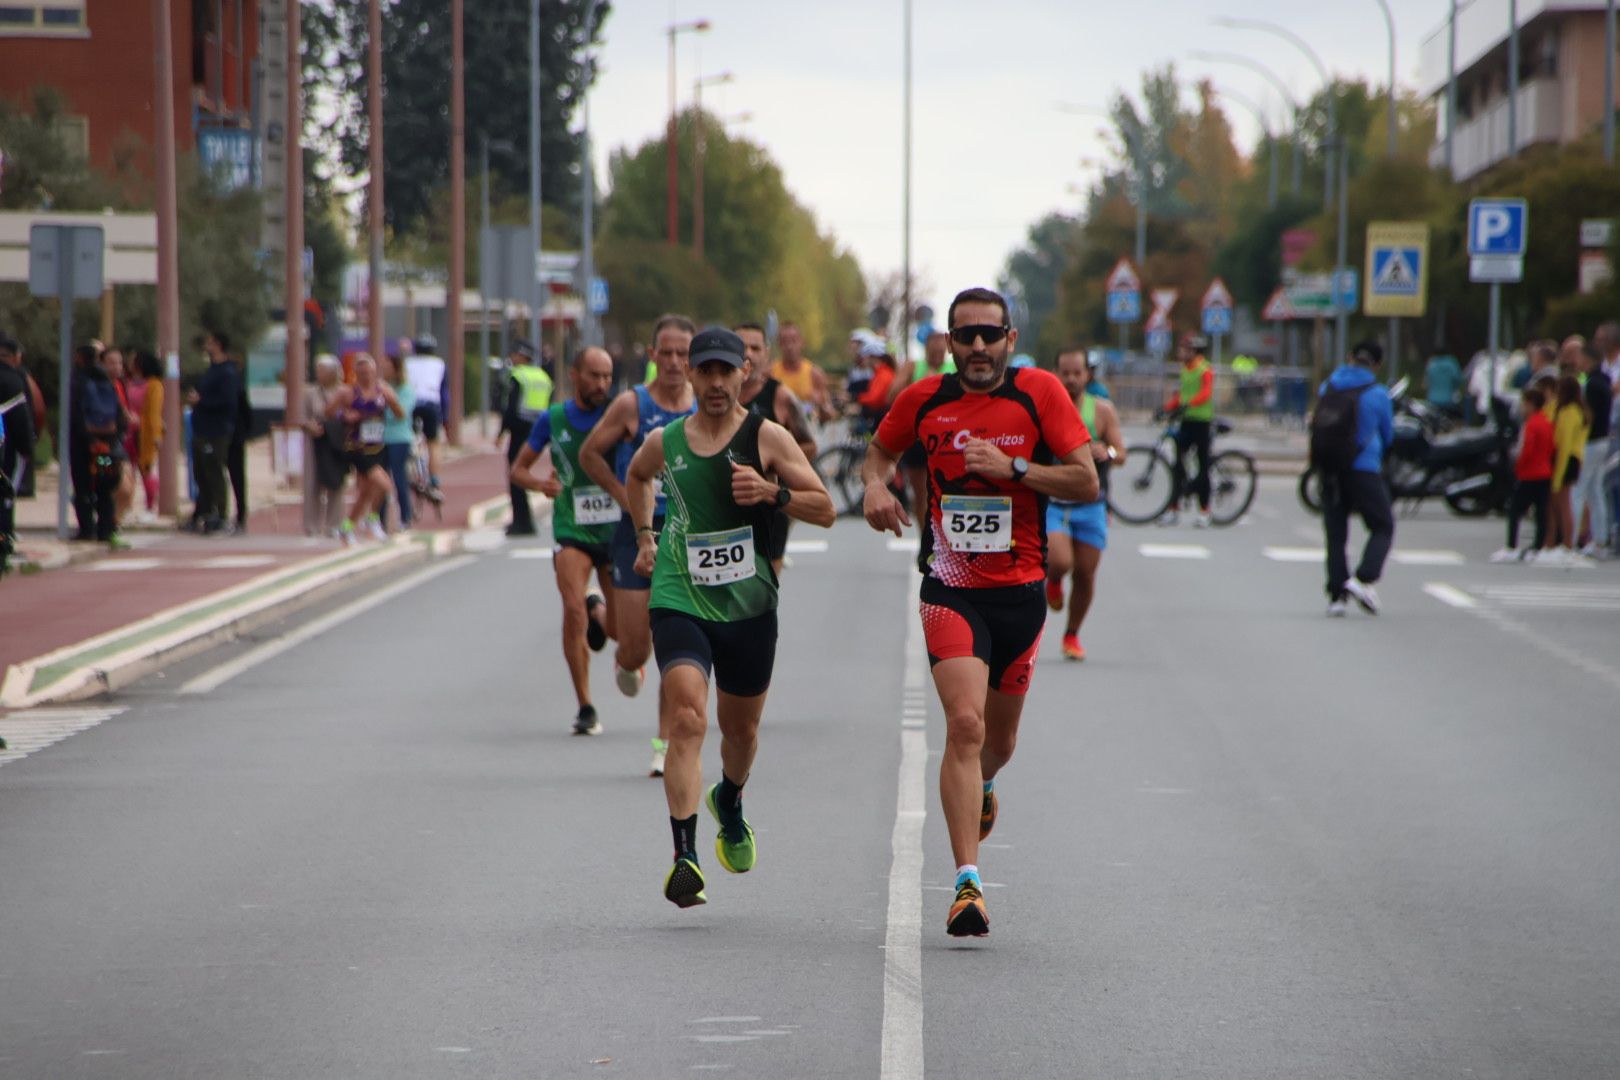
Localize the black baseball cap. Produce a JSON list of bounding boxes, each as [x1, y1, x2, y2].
[[689, 326, 746, 369]]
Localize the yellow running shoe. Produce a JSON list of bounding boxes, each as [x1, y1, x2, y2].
[[946, 878, 990, 937], [663, 856, 707, 908], [705, 783, 756, 874], [979, 788, 998, 840]]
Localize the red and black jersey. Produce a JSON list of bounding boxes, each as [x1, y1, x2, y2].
[[875, 368, 1090, 588]]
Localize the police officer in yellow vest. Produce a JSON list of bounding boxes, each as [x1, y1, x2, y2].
[[502, 339, 554, 536]]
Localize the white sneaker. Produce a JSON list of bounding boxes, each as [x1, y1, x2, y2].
[[1327, 599, 1348, 618], [1489, 547, 1520, 564], [615, 664, 645, 698], [1579, 542, 1600, 559], [1534, 547, 1568, 567], [648, 738, 667, 778], [1343, 578, 1380, 615], [1157, 511, 1180, 527], [1193, 511, 1212, 529]]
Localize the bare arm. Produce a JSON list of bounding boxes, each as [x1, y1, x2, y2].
[[325, 386, 354, 419], [861, 438, 911, 537], [627, 429, 665, 577], [381, 385, 404, 419], [579, 390, 638, 510], [732, 421, 835, 528], [510, 441, 562, 497], [773, 387, 818, 459], [1094, 398, 1127, 465], [962, 439, 1098, 503]]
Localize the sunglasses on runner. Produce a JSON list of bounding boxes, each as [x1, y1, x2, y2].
[[949, 324, 1011, 346]]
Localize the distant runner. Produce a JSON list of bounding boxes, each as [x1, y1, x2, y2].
[[1044, 350, 1125, 661], [737, 321, 817, 574], [862, 287, 1097, 937], [624, 327, 834, 908], [510, 347, 618, 735]]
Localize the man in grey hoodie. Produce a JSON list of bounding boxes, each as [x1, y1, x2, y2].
[[1317, 342, 1395, 617]]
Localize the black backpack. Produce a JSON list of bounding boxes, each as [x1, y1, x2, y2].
[[81, 377, 120, 436], [1309, 384, 1369, 472]]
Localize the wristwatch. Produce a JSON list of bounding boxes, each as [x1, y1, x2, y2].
[[1010, 456, 1030, 481], [775, 484, 792, 508]]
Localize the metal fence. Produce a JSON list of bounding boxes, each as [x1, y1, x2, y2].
[[1102, 362, 1312, 427]]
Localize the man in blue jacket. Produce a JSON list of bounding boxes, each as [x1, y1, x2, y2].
[[1318, 342, 1395, 616]]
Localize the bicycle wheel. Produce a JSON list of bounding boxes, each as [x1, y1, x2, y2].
[[814, 443, 865, 517], [1297, 466, 1324, 516], [1106, 448, 1176, 525], [1207, 450, 1257, 525]]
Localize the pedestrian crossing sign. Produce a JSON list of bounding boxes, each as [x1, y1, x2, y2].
[[1364, 222, 1429, 317]]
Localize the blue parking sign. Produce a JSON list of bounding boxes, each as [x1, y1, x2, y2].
[[1468, 199, 1528, 257]]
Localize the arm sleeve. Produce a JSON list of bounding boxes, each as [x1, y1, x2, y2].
[[1187, 368, 1215, 409], [525, 410, 553, 454], [873, 381, 924, 456]]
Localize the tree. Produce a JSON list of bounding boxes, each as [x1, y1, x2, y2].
[[323, 0, 610, 236], [597, 110, 866, 361], [998, 212, 1081, 352]]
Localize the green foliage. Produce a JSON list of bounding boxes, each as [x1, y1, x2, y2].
[[316, 0, 609, 237], [999, 212, 1081, 350], [597, 110, 866, 361]]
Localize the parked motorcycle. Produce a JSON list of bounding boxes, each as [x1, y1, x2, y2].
[[1298, 378, 1515, 517]]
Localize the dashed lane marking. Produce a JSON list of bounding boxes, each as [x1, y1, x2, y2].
[[1423, 583, 1478, 610], [1262, 546, 1321, 562], [1137, 543, 1211, 560], [784, 539, 829, 554], [887, 536, 921, 553], [508, 548, 555, 559], [83, 558, 166, 572], [0, 706, 127, 770], [1424, 581, 1620, 691], [1463, 583, 1620, 611]]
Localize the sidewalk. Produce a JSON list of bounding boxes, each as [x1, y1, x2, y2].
[[2, 421, 541, 708]]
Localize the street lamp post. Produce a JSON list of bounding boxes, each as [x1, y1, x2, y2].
[[447, 0, 465, 446], [1373, 0, 1397, 158], [152, 0, 183, 519], [479, 134, 514, 436], [367, 0, 384, 360], [1607, 0, 1616, 164], [1508, 0, 1519, 157], [1445, 0, 1458, 174], [902, 0, 913, 364], [666, 19, 711, 246], [1213, 86, 1279, 208], [692, 71, 733, 261], [579, 1, 599, 367], [529, 0, 542, 361], [1189, 50, 1303, 195]]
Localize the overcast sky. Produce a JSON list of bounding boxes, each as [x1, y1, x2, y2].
[[588, 0, 1454, 318]]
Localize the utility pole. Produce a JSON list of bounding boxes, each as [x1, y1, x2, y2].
[[1445, 0, 1458, 174], [530, 0, 543, 355], [152, 0, 182, 516], [580, 1, 598, 360], [367, 0, 384, 359], [480, 134, 491, 436], [1508, 0, 1519, 157], [901, 0, 913, 360], [283, 0, 304, 444], [1607, 0, 1617, 164], [447, 0, 465, 445]]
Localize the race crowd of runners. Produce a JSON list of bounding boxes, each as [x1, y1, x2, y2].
[[508, 287, 1110, 938]]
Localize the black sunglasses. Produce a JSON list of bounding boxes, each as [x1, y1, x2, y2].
[[949, 324, 1011, 347]]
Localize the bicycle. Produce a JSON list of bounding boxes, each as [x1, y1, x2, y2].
[[406, 418, 444, 522], [813, 412, 905, 517], [1107, 415, 1257, 526]]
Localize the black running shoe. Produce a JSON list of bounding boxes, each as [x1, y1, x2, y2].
[[572, 706, 602, 736], [585, 593, 607, 652], [663, 855, 707, 908]]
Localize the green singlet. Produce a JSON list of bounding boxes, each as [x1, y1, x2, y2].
[[547, 402, 618, 547], [650, 413, 779, 622]]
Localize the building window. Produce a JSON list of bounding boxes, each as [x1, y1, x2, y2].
[[56, 115, 88, 160], [0, 1, 85, 35]]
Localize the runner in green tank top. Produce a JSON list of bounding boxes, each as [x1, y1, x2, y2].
[[510, 347, 619, 736], [623, 327, 835, 910]]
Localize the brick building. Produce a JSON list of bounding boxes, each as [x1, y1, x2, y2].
[[0, 0, 259, 181], [1422, 0, 1620, 181]]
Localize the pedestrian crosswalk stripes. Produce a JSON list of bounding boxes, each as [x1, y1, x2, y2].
[[1263, 546, 1465, 566], [1469, 583, 1620, 611], [1137, 543, 1211, 560], [0, 707, 127, 770]]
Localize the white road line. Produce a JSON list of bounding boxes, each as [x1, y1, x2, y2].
[[508, 548, 555, 559], [881, 570, 926, 1080], [0, 706, 126, 769], [193, 555, 279, 570], [1137, 543, 1211, 560], [179, 557, 475, 695], [1262, 546, 1322, 562], [784, 539, 829, 554], [1391, 550, 1466, 566], [887, 537, 921, 553], [1423, 583, 1479, 609], [84, 558, 166, 572]]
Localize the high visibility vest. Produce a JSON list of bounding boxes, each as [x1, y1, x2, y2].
[[511, 365, 553, 419]]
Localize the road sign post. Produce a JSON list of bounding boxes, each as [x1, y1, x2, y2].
[[1146, 287, 1178, 360], [1201, 278, 1233, 366], [1366, 222, 1430, 383], [29, 224, 105, 539], [1106, 258, 1141, 353], [1468, 199, 1528, 419]]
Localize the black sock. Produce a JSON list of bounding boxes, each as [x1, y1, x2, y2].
[[716, 773, 746, 816], [671, 814, 698, 861]]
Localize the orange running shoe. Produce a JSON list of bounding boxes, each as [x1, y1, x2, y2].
[[946, 877, 990, 937], [1062, 634, 1085, 662], [1045, 578, 1064, 611], [980, 787, 998, 840]]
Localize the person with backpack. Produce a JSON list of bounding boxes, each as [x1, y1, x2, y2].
[[77, 345, 131, 546], [1313, 342, 1395, 617]]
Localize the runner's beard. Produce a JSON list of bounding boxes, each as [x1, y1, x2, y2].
[[959, 350, 1005, 390]]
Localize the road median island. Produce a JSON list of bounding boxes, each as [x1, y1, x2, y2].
[[1, 539, 435, 709]]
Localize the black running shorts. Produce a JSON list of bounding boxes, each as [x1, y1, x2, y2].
[[650, 608, 778, 698]]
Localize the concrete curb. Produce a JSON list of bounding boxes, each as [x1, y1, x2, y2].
[[0, 538, 439, 709]]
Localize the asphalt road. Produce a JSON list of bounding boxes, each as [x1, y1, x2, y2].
[[3, 476, 1619, 1079]]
